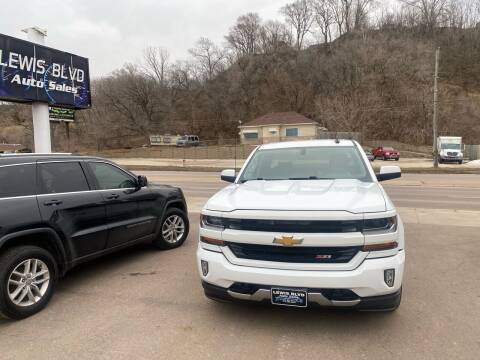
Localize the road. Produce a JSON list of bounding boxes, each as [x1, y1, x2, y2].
[[147, 171, 480, 211], [1, 172, 479, 360]]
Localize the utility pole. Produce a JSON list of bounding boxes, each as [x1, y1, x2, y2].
[[433, 47, 440, 168], [235, 120, 242, 172]]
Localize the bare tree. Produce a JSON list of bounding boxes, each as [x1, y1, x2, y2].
[[259, 20, 293, 53], [400, 0, 449, 30], [353, 0, 374, 30], [281, 0, 314, 50], [225, 13, 263, 56], [142, 46, 169, 85], [328, 0, 373, 35], [445, 0, 480, 28], [312, 0, 334, 44], [97, 64, 162, 138], [189, 37, 226, 80]]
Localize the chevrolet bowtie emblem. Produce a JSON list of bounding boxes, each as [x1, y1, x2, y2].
[[273, 236, 304, 247]]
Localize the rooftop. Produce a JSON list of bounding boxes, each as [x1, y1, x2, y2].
[[241, 112, 318, 127]]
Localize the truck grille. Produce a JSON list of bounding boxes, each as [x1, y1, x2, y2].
[[223, 219, 362, 233], [447, 152, 457, 156], [227, 243, 362, 263]]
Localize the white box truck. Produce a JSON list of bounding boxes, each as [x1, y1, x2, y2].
[[438, 136, 463, 164]]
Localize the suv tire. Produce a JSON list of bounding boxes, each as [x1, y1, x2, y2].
[[153, 208, 189, 250], [0, 246, 58, 320]]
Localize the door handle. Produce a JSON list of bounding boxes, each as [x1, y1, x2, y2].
[[106, 194, 120, 200], [44, 200, 63, 206]]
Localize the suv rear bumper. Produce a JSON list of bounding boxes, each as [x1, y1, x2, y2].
[[197, 245, 404, 306]]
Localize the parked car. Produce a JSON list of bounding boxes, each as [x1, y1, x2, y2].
[[365, 150, 375, 162], [177, 135, 200, 147], [197, 140, 404, 311], [0, 154, 189, 319], [372, 146, 400, 161]]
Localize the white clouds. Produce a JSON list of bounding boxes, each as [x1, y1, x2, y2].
[[1, 0, 289, 76]]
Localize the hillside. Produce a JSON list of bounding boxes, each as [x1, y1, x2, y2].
[[1, 27, 480, 151]]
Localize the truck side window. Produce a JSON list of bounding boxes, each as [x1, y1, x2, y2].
[[0, 164, 36, 198]]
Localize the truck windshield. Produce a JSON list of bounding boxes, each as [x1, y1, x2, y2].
[[441, 144, 461, 150], [239, 146, 372, 183]]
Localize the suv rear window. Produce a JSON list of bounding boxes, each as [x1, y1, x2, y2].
[[0, 164, 36, 198], [39, 162, 90, 194]]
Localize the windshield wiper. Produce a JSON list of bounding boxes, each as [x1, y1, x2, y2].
[[240, 177, 264, 183]]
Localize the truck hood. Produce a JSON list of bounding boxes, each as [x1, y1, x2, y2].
[[205, 179, 387, 213]]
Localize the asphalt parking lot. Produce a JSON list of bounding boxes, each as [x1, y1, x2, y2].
[[1, 171, 479, 359]]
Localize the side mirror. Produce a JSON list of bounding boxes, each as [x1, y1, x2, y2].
[[137, 175, 148, 188], [376, 166, 401, 182], [220, 169, 236, 183]]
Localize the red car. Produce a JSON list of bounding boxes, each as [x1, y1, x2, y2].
[[372, 146, 400, 161]]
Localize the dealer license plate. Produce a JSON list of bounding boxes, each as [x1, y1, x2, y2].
[[271, 288, 307, 308]]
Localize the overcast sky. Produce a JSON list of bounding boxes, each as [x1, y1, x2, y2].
[[1, 0, 290, 77]]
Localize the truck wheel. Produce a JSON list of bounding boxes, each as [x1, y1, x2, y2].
[[458, 160, 463, 165], [153, 208, 189, 250], [0, 246, 58, 320]]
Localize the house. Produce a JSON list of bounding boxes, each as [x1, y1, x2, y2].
[[239, 112, 326, 144]]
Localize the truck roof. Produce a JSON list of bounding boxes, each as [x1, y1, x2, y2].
[[259, 139, 356, 150]]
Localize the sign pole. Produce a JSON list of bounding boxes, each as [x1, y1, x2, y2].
[[22, 27, 51, 153]]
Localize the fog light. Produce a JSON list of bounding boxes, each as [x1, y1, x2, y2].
[[201, 260, 209, 276], [384, 269, 395, 287]]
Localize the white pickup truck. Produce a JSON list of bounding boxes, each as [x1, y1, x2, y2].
[[197, 140, 405, 311]]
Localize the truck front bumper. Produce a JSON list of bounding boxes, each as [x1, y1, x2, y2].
[[197, 245, 404, 309]]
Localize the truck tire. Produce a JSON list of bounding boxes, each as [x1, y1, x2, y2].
[[0, 246, 58, 320], [153, 208, 189, 250]]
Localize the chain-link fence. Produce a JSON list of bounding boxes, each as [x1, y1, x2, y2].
[[88, 135, 438, 160], [465, 145, 480, 160]]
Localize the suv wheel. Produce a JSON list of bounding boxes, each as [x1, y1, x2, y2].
[[0, 246, 57, 320], [153, 208, 189, 250]]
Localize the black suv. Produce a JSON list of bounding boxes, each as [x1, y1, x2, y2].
[[0, 154, 189, 319]]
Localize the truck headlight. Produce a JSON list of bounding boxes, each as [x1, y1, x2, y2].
[[363, 216, 397, 234], [200, 214, 225, 230]]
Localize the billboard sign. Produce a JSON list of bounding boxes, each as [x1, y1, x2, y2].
[[49, 106, 75, 122], [0, 33, 91, 109]]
